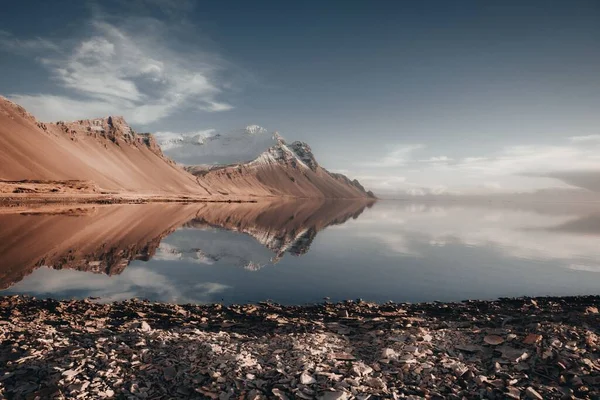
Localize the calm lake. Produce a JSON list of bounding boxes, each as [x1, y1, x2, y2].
[[1, 200, 599, 304]]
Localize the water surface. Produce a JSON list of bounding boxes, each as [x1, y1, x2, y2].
[[1, 200, 599, 304]]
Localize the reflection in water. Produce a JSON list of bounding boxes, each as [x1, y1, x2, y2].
[[1, 200, 599, 304], [0, 200, 372, 292]]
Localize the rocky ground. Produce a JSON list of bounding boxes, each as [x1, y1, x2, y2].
[[0, 296, 598, 400]]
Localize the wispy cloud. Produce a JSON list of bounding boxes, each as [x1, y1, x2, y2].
[[352, 137, 600, 196], [359, 144, 423, 168], [569, 134, 600, 143], [419, 156, 453, 163], [3, 10, 234, 125]]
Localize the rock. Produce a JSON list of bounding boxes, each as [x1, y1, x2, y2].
[[319, 390, 350, 400], [484, 335, 505, 345], [585, 306, 598, 314], [337, 309, 349, 318], [523, 333, 542, 345], [163, 366, 176, 381], [300, 372, 316, 385], [506, 387, 521, 399], [333, 352, 355, 361], [380, 348, 397, 360], [525, 387, 543, 400], [455, 344, 483, 353], [351, 362, 373, 376], [272, 388, 289, 400], [140, 321, 151, 331], [475, 375, 488, 385], [365, 377, 386, 389]]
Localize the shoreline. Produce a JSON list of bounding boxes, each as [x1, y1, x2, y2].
[[0, 194, 376, 207], [1, 295, 598, 399]]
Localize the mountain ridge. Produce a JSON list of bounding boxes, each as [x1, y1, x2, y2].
[[0, 97, 375, 200]]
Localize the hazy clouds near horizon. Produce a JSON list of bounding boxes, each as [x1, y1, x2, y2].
[[1, 0, 599, 196]]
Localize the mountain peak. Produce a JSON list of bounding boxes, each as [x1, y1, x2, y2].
[[244, 125, 268, 135], [288, 141, 318, 171]]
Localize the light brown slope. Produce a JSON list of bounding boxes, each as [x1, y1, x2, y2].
[[193, 164, 371, 198], [0, 97, 207, 195], [187, 147, 376, 199], [0, 204, 203, 290]]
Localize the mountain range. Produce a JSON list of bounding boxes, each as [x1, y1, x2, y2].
[[0, 97, 374, 201]]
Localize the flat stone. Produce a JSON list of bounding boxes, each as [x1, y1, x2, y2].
[[319, 390, 350, 400], [300, 372, 316, 385], [484, 335, 505, 345], [525, 387, 543, 400]]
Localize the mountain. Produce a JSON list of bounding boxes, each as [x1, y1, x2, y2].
[[0, 96, 207, 196], [179, 126, 376, 199], [0, 98, 374, 200]]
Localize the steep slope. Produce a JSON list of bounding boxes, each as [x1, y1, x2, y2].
[[186, 135, 376, 199], [0, 97, 206, 195]]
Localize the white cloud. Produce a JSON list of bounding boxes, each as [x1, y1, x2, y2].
[[153, 129, 217, 151], [352, 138, 600, 196], [419, 156, 453, 163], [0, 30, 60, 52], [569, 134, 600, 143], [4, 17, 233, 125], [568, 264, 600, 273], [7, 265, 231, 304], [359, 144, 423, 168], [348, 201, 600, 267]]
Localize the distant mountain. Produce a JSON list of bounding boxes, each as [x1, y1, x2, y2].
[[155, 125, 279, 166]]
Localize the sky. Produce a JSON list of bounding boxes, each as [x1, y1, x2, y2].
[[1, 0, 599, 197]]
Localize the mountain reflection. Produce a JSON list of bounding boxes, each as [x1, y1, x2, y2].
[[0, 200, 374, 290], [2, 200, 599, 304]]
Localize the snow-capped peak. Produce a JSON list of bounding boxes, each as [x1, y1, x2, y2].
[[244, 125, 268, 135], [156, 126, 279, 165]]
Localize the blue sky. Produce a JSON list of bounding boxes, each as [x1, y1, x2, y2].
[[1, 0, 600, 196]]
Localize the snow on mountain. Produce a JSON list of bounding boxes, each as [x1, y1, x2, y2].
[[155, 125, 279, 165], [153, 129, 217, 151]]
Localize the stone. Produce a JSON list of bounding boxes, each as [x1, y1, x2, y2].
[[333, 352, 355, 361], [365, 377, 386, 389], [484, 335, 505, 345], [523, 334, 542, 345], [351, 362, 373, 376], [272, 388, 289, 400], [163, 366, 176, 381], [140, 321, 151, 332], [525, 387, 543, 400], [380, 348, 397, 360], [300, 372, 316, 385], [318, 390, 350, 400], [506, 387, 521, 399]]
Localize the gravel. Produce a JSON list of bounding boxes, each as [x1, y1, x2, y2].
[[0, 295, 598, 399]]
